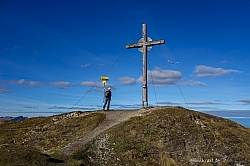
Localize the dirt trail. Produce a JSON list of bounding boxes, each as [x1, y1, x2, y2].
[[61, 109, 153, 156]]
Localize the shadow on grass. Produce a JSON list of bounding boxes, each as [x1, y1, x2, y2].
[[48, 157, 64, 163], [43, 154, 64, 163]]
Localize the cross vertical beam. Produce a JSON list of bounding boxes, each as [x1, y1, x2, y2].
[[126, 24, 165, 107], [142, 24, 148, 106]]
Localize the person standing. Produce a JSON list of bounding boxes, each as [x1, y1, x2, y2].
[[103, 87, 112, 110]]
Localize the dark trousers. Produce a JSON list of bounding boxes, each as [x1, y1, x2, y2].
[[103, 98, 111, 110]]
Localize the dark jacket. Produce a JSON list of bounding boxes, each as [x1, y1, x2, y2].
[[105, 90, 111, 99]]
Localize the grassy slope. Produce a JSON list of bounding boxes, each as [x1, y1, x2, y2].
[[0, 112, 105, 166], [75, 107, 250, 166], [0, 107, 250, 166]]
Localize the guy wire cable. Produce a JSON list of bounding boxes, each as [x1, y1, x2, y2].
[[67, 50, 126, 112], [148, 59, 158, 106], [148, 32, 189, 108], [160, 45, 189, 108], [168, 66, 189, 108]]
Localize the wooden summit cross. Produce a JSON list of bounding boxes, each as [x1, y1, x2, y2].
[[126, 24, 165, 107]]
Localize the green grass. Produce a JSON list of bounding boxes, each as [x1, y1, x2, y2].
[[1, 107, 250, 166], [0, 111, 105, 166], [76, 107, 250, 165]]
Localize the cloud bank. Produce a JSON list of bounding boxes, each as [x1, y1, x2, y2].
[[137, 66, 182, 86], [0, 88, 11, 93], [9, 79, 44, 86], [4, 79, 73, 87], [79, 81, 115, 89], [117, 77, 137, 85], [118, 66, 208, 87], [238, 99, 250, 104], [194, 65, 241, 77], [48, 81, 71, 86], [181, 80, 207, 86]]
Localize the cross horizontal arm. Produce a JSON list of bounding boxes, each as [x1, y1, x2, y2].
[[126, 39, 165, 49]]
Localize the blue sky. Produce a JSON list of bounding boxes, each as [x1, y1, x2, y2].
[[1, 0, 250, 125]]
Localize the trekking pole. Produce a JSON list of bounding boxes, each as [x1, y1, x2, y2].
[[103, 82, 106, 104]]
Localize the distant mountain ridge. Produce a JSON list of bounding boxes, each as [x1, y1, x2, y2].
[[0, 115, 28, 121]]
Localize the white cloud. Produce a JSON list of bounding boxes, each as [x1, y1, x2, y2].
[[137, 66, 182, 86], [9, 79, 44, 86], [157, 101, 179, 105], [6, 79, 71, 87], [188, 101, 221, 105], [0, 88, 11, 93], [238, 99, 250, 104], [48, 81, 71, 86], [12, 79, 25, 85], [117, 77, 137, 85], [24, 106, 37, 109], [80, 63, 90, 68], [220, 60, 227, 63], [79, 81, 115, 89], [5, 46, 23, 51], [26, 81, 44, 86], [181, 80, 207, 86], [79, 81, 103, 88], [59, 87, 68, 90], [194, 65, 241, 77], [47, 105, 100, 110]]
